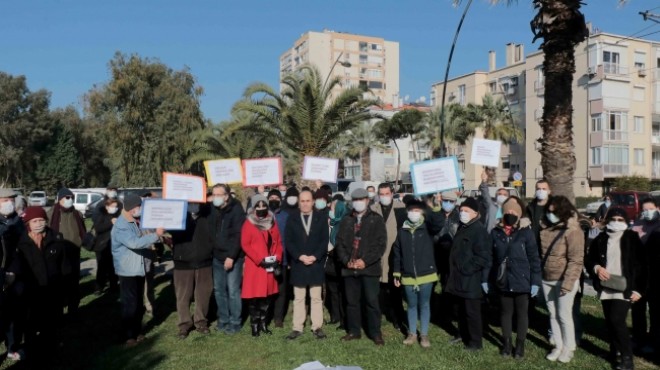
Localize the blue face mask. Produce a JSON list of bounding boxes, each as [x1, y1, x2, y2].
[[604, 200, 611, 208], [315, 199, 327, 210], [442, 201, 455, 213]]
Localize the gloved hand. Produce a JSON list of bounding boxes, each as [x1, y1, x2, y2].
[[531, 285, 539, 297], [481, 282, 489, 295]]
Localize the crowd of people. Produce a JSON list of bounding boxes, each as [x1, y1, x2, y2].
[[0, 173, 659, 370]]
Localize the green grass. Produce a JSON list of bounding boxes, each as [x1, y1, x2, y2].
[[2, 259, 658, 370]]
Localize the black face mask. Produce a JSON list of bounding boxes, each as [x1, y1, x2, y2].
[[256, 208, 269, 218], [503, 214, 519, 226], [268, 200, 280, 211]]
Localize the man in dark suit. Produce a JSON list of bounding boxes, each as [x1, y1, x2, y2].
[[284, 189, 329, 340]]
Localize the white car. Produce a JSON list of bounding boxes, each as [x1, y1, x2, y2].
[[584, 200, 604, 216], [28, 191, 47, 206]]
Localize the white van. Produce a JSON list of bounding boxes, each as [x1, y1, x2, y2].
[[73, 192, 104, 216]]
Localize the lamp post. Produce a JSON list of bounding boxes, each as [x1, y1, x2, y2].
[[439, 0, 474, 157], [324, 51, 352, 89]]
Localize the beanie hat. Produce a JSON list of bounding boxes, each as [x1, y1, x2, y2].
[[314, 189, 330, 201], [123, 194, 142, 211], [57, 188, 74, 201], [502, 198, 522, 216], [402, 194, 415, 206], [606, 207, 629, 224], [251, 194, 268, 208], [460, 197, 480, 213], [406, 199, 426, 211], [285, 187, 299, 198], [267, 189, 282, 200], [23, 206, 48, 224]]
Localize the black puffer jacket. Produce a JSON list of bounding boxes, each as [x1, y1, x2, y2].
[[92, 207, 120, 252], [586, 229, 646, 300], [170, 211, 214, 270], [392, 222, 437, 280], [335, 209, 387, 277], [446, 218, 492, 299], [490, 223, 542, 293], [204, 198, 245, 262], [10, 229, 68, 298]]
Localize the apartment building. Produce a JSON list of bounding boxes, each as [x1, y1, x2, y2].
[[431, 29, 660, 198], [279, 29, 400, 104]]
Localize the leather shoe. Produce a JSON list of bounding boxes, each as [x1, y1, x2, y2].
[[340, 333, 362, 341], [286, 330, 303, 340], [313, 328, 327, 339], [196, 327, 210, 335], [177, 331, 189, 340], [373, 335, 385, 346]]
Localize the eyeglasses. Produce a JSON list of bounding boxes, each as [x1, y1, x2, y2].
[[610, 217, 625, 222]]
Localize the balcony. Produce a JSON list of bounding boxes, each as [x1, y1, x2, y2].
[[603, 130, 628, 142], [653, 166, 660, 179], [602, 63, 630, 82], [534, 80, 544, 95], [603, 164, 630, 176], [653, 136, 660, 146]]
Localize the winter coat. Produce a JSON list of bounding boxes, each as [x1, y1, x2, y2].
[[645, 229, 660, 299], [111, 214, 159, 277], [446, 217, 492, 299], [0, 213, 23, 274], [206, 197, 245, 262], [170, 212, 214, 270], [46, 205, 85, 247], [335, 209, 387, 278], [595, 203, 610, 223], [539, 216, 585, 292], [490, 220, 542, 294], [92, 207, 120, 252], [392, 222, 437, 282], [370, 201, 405, 283], [479, 181, 499, 233], [285, 210, 329, 287], [586, 229, 646, 300], [426, 208, 460, 283], [525, 199, 546, 246], [241, 218, 282, 299]]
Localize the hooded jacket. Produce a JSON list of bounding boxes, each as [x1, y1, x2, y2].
[[490, 218, 542, 293], [539, 215, 585, 292]]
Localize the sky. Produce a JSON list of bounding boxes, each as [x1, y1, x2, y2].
[[1, 0, 659, 123]]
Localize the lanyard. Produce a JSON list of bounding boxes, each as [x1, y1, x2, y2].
[[301, 212, 313, 236]]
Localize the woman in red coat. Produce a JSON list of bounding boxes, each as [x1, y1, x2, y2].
[[241, 194, 283, 337]]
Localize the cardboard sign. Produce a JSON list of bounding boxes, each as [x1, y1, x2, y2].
[[162, 172, 207, 203], [242, 157, 283, 187], [140, 199, 188, 230], [203, 158, 243, 185], [410, 156, 461, 196], [302, 156, 339, 183], [470, 138, 502, 167]]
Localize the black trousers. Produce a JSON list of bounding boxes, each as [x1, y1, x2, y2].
[[272, 268, 290, 324], [119, 276, 146, 340], [95, 247, 118, 290], [458, 297, 483, 348], [344, 275, 381, 338], [603, 299, 633, 358], [25, 287, 61, 360], [325, 274, 345, 324], [500, 293, 529, 341], [65, 246, 81, 315], [248, 297, 272, 325], [379, 282, 405, 327]]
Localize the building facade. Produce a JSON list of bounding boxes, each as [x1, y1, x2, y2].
[[280, 29, 400, 104]]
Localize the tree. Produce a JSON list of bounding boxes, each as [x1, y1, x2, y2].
[[34, 121, 81, 192], [84, 52, 206, 187], [375, 117, 406, 187], [453, 0, 589, 202], [344, 122, 387, 181], [391, 109, 427, 162], [426, 103, 478, 156], [232, 65, 376, 175]]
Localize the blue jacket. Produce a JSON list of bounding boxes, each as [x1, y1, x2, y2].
[[490, 222, 542, 293], [111, 214, 159, 277]]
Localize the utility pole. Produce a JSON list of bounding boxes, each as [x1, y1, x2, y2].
[[640, 10, 660, 23]]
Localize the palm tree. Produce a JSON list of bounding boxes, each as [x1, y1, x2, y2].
[[344, 122, 387, 181], [453, 0, 589, 201], [426, 103, 478, 156]]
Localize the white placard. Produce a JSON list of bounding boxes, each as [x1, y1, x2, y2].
[[302, 156, 339, 183], [140, 199, 187, 230], [470, 138, 502, 167], [242, 157, 283, 187], [203, 158, 243, 185], [162, 172, 207, 203], [410, 157, 461, 196]]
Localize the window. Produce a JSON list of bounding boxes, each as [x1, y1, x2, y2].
[[634, 116, 644, 133], [591, 147, 601, 165], [489, 82, 497, 93], [76, 194, 88, 204], [367, 69, 382, 78], [371, 43, 382, 51], [601, 144, 630, 174], [591, 114, 602, 132], [603, 51, 621, 74], [635, 62, 645, 71], [458, 85, 466, 105], [635, 148, 645, 165], [359, 55, 368, 65], [358, 80, 368, 90], [605, 111, 628, 141], [368, 81, 383, 89], [359, 42, 368, 52]]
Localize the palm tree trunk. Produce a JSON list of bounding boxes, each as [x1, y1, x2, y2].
[[362, 148, 371, 181], [338, 158, 345, 179], [393, 139, 401, 189]]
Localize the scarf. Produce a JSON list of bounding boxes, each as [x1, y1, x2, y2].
[[330, 201, 348, 247], [49, 203, 86, 241], [403, 216, 425, 233], [247, 211, 274, 231]]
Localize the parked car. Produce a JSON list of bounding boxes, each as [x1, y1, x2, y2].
[[73, 191, 104, 216], [84, 197, 105, 219], [609, 191, 650, 222], [584, 200, 605, 216], [457, 187, 520, 205], [28, 191, 47, 206]]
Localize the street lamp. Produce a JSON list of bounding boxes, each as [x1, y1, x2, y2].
[[324, 51, 352, 89]]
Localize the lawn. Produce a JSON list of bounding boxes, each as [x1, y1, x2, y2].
[[1, 250, 658, 370]]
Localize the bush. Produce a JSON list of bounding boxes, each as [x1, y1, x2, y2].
[[612, 175, 652, 192]]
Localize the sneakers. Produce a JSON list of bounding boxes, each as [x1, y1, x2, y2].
[[546, 348, 562, 362], [557, 349, 574, 363], [419, 335, 431, 348], [403, 334, 417, 345], [312, 328, 327, 339]]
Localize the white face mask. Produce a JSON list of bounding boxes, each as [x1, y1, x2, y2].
[[535, 189, 548, 201], [367, 191, 376, 199], [496, 195, 508, 205], [546, 212, 560, 224], [0, 201, 15, 216], [213, 196, 225, 207], [407, 211, 422, 223], [459, 211, 472, 224], [379, 196, 392, 206], [62, 198, 74, 209], [287, 196, 298, 206], [352, 200, 367, 213], [106, 206, 118, 214], [132, 207, 142, 218], [607, 221, 628, 232], [643, 209, 658, 221], [107, 190, 117, 199], [30, 222, 46, 233], [315, 199, 327, 210]]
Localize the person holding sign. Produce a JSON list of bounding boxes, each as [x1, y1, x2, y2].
[[111, 194, 165, 347], [241, 194, 283, 337], [479, 171, 510, 233]]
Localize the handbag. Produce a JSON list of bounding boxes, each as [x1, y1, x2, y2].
[[81, 227, 96, 251], [496, 239, 513, 290], [600, 274, 627, 292]]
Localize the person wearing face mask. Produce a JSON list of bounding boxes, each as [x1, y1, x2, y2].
[[370, 183, 405, 330], [586, 207, 645, 370], [335, 188, 387, 345], [93, 184, 122, 225], [10, 207, 68, 363], [479, 171, 509, 233], [267, 188, 291, 328], [595, 195, 613, 223], [445, 197, 492, 351], [366, 185, 377, 206], [539, 195, 584, 363], [91, 198, 121, 295], [203, 183, 246, 335], [283, 187, 300, 213], [313, 189, 330, 215], [490, 197, 541, 359], [241, 195, 283, 337], [392, 199, 438, 348], [111, 194, 165, 347], [526, 179, 552, 246], [325, 195, 348, 329], [278, 184, 288, 199], [46, 188, 86, 319]]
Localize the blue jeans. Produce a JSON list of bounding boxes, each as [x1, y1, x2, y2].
[[212, 258, 243, 331], [404, 283, 433, 336]]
